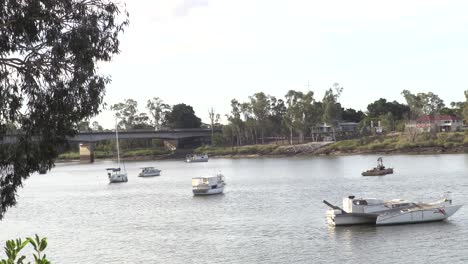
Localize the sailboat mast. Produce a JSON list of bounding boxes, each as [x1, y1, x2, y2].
[[115, 120, 121, 167]]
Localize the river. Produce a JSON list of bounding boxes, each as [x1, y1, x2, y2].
[[0, 154, 467, 263]]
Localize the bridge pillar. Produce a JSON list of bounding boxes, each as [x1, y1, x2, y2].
[[163, 139, 179, 150], [79, 143, 95, 163]]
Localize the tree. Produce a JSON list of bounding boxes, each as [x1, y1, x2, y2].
[[0, 1, 128, 219], [285, 90, 302, 144], [208, 107, 221, 138], [401, 90, 445, 118], [322, 83, 343, 141], [78, 120, 92, 131], [110, 99, 140, 129], [367, 98, 409, 120], [249, 92, 271, 144], [164, 104, 201, 129], [226, 99, 243, 146], [269, 97, 287, 142], [146, 97, 170, 130], [342, 108, 366, 123], [463, 90, 468, 124], [380, 112, 395, 132], [91, 121, 104, 131], [133, 113, 152, 129]]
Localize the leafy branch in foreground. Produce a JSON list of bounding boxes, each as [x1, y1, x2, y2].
[[1, 235, 50, 264]]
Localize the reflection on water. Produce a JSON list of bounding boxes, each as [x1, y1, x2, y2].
[[0, 154, 467, 263]]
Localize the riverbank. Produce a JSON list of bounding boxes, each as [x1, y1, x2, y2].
[[316, 132, 467, 155], [57, 132, 468, 161]]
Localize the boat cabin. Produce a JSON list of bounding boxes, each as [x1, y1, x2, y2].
[[140, 167, 159, 172], [343, 196, 417, 213], [106, 167, 121, 177], [191, 174, 225, 188]]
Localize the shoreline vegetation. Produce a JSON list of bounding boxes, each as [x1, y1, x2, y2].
[[57, 131, 468, 162]]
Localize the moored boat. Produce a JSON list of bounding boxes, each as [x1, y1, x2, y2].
[[362, 157, 393, 176], [138, 167, 161, 177], [186, 153, 209, 163], [107, 120, 128, 183], [324, 193, 462, 226], [107, 167, 128, 183], [192, 174, 225, 195]]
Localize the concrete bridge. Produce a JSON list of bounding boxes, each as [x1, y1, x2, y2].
[[1, 128, 220, 163]]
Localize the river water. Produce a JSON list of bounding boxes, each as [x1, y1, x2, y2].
[[0, 154, 467, 263]]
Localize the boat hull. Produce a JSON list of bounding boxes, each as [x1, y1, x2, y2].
[[186, 158, 208, 163], [327, 205, 462, 226], [193, 186, 224, 196], [138, 172, 161, 177], [327, 210, 378, 226], [109, 173, 128, 183], [362, 168, 393, 176], [376, 205, 462, 225]]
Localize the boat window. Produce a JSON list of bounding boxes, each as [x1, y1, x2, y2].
[[353, 200, 368, 205]]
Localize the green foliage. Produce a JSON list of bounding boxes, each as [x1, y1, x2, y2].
[[147, 97, 170, 130], [0, 0, 128, 219], [111, 99, 152, 129], [366, 98, 410, 120], [164, 104, 201, 129], [401, 90, 445, 118], [1, 235, 50, 264], [195, 144, 279, 156], [342, 108, 366, 122], [211, 134, 225, 147], [323, 132, 465, 153]]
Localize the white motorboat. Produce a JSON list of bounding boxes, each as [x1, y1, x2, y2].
[[324, 193, 462, 226], [138, 167, 161, 177], [107, 121, 127, 183], [186, 153, 209, 163], [192, 174, 225, 195]]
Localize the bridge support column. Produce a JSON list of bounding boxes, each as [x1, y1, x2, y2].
[[79, 143, 95, 163], [163, 139, 179, 150]]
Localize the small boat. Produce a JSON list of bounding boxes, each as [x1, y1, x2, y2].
[[138, 167, 161, 177], [107, 167, 128, 183], [186, 153, 209, 163], [107, 121, 127, 183], [324, 193, 462, 226], [362, 157, 393, 176], [192, 174, 225, 195]]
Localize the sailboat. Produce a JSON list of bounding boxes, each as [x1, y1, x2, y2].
[[106, 122, 128, 183]]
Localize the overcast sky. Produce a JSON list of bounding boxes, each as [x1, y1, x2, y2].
[[95, 0, 468, 128]]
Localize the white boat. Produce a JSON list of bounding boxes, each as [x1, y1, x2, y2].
[[186, 153, 209, 163], [107, 122, 127, 183], [106, 167, 127, 183], [192, 174, 225, 195], [138, 167, 161, 177], [324, 193, 462, 226]]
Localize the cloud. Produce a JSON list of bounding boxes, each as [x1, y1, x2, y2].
[[174, 0, 209, 17]]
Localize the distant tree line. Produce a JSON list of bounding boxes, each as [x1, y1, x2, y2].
[[81, 88, 468, 148]]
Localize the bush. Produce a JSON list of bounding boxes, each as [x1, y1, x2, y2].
[[1, 235, 50, 264]]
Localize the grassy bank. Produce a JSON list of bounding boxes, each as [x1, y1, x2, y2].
[[58, 148, 172, 160], [318, 132, 468, 154], [194, 144, 280, 156], [58, 132, 468, 161]]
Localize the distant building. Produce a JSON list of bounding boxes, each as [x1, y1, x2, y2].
[[315, 122, 359, 133], [312, 121, 359, 141], [406, 115, 463, 133]]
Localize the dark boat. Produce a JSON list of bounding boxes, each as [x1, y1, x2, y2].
[[361, 157, 393, 176]]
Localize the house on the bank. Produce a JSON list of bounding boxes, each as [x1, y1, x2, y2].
[[405, 115, 463, 133], [315, 121, 359, 133], [312, 121, 359, 141]]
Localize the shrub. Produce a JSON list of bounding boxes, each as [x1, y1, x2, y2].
[[1, 235, 50, 264]]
